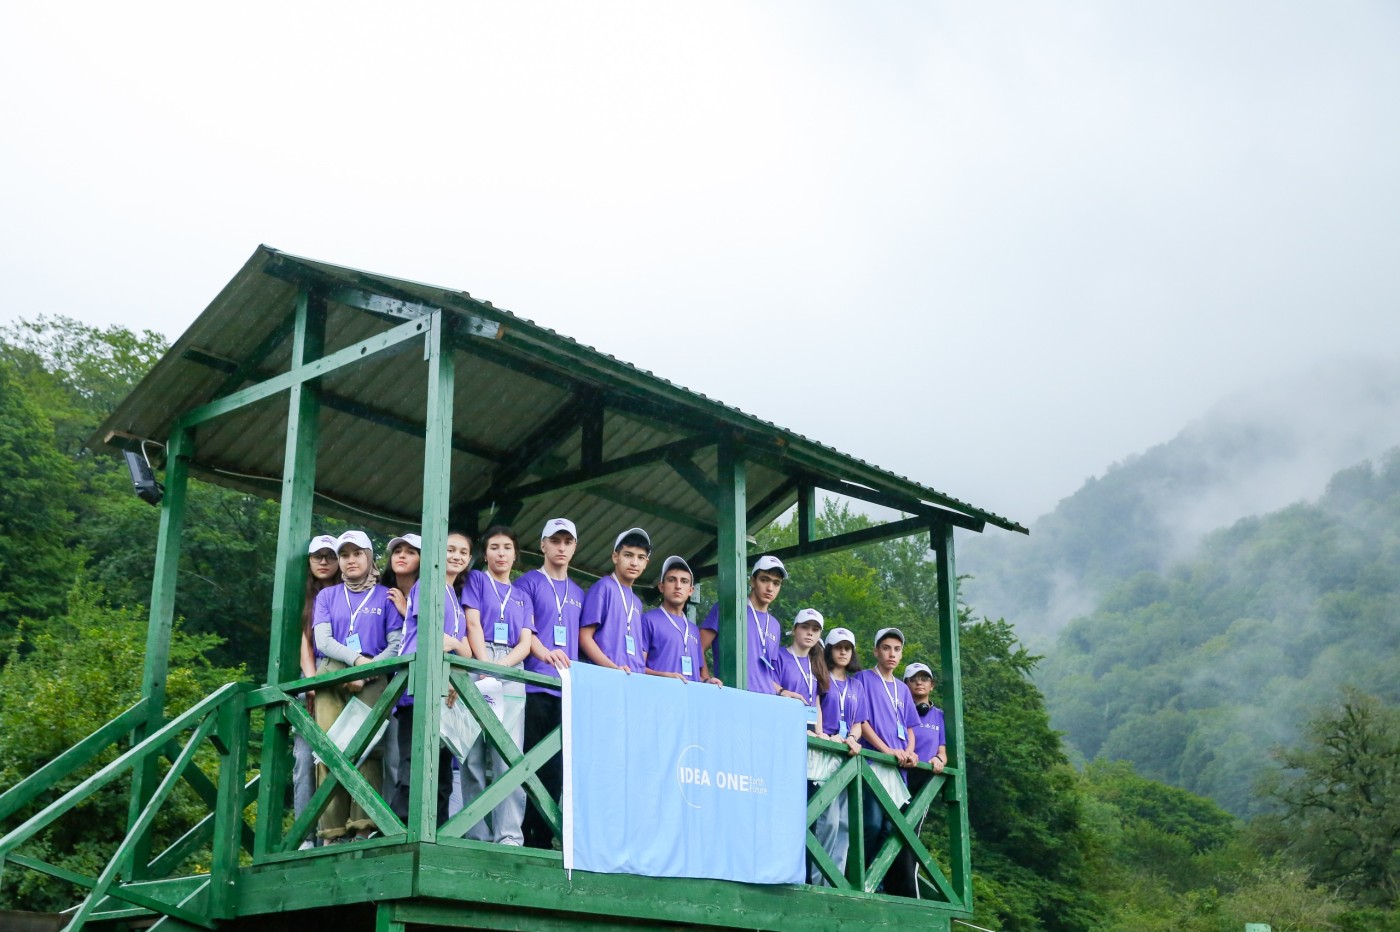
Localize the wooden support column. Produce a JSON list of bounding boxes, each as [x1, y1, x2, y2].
[[125, 425, 192, 877], [411, 310, 454, 842], [797, 481, 817, 545], [715, 444, 748, 689], [933, 522, 972, 910], [266, 287, 325, 685], [255, 288, 323, 858]]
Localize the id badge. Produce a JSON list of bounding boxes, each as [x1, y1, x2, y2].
[[681, 655, 694, 677], [759, 654, 775, 670], [625, 634, 637, 656], [493, 621, 509, 644], [805, 704, 819, 725], [838, 721, 848, 740], [896, 722, 907, 741], [345, 632, 362, 654], [553, 624, 568, 646]]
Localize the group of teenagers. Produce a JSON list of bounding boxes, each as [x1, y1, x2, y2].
[[296, 518, 948, 896]]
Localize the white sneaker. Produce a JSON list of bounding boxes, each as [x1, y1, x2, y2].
[[298, 839, 316, 850]]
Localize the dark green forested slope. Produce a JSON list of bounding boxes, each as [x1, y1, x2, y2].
[[1040, 451, 1400, 816]]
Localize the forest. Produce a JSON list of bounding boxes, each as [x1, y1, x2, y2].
[[1, 315, 1396, 929]]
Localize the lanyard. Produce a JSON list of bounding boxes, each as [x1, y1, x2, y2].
[[834, 677, 852, 719], [748, 605, 773, 661], [489, 577, 514, 623], [612, 574, 638, 634], [663, 609, 691, 650], [879, 674, 902, 717], [542, 570, 568, 623], [447, 585, 465, 639], [798, 654, 815, 703], [343, 586, 375, 634]]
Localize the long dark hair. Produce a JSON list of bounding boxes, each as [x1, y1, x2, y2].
[[824, 641, 862, 676], [480, 525, 519, 575], [792, 634, 831, 695], [380, 539, 421, 593], [447, 530, 473, 595], [301, 560, 342, 646]]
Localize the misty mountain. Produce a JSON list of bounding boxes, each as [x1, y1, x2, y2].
[[961, 357, 1400, 646], [1034, 449, 1400, 815]]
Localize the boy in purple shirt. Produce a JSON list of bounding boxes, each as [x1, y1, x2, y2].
[[854, 626, 920, 897], [641, 556, 721, 685], [579, 527, 651, 674], [699, 554, 787, 696], [890, 660, 948, 896], [517, 518, 585, 849]]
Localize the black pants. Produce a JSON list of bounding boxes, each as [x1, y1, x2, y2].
[[889, 767, 933, 898], [863, 771, 921, 898], [389, 703, 454, 828], [521, 691, 562, 849]]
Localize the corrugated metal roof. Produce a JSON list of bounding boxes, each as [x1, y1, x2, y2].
[[92, 246, 1026, 578]]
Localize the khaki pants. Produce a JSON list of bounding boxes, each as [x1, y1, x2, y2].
[[314, 658, 387, 839]]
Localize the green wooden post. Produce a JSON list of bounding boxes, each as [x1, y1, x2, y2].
[[125, 425, 192, 879], [410, 310, 454, 843], [933, 522, 972, 909], [714, 444, 747, 689], [266, 288, 325, 685], [210, 687, 249, 918], [255, 287, 323, 858]]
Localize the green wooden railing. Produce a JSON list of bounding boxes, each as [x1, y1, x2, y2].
[[2, 653, 964, 929]]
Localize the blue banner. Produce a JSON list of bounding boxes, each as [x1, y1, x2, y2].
[[562, 663, 807, 884]]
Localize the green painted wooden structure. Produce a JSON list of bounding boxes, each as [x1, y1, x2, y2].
[[0, 247, 1026, 931]]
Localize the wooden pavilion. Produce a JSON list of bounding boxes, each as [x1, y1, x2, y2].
[[0, 246, 1026, 931]]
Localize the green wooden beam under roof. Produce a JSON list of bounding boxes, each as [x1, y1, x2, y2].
[[92, 246, 1024, 578]]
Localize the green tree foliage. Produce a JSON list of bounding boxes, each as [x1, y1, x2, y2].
[[0, 586, 245, 912], [723, 504, 1100, 930], [1263, 689, 1400, 906], [1040, 452, 1400, 816], [0, 316, 290, 670], [0, 361, 81, 626]]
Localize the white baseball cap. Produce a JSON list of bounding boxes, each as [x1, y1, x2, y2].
[[613, 527, 652, 552], [874, 626, 906, 646], [336, 530, 373, 554], [903, 662, 934, 681], [386, 533, 423, 553], [825, 627, 857, 648], [792, 608, 825, 631], [541, 517, 577, 540], [657, 555, 693, 584], [751, 554, 787, 578], [307, 534, 338, 555]]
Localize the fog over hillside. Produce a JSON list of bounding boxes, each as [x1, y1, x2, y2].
[[961, 356, 1400, 645]]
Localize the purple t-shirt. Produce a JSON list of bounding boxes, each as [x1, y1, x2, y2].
[[579, 575, 647, 673], [461, 569, 535, 648], [313, 583, 400, 659], [700, 602, 782, 696], [854, 669, 920, 754], [640, 607, 704, 682], [517, 569, 585, 697], [774, 648, 822, 728], [912, 704, 946, 763], [819, 673, 866, 739], [398, 579, 468, 658]]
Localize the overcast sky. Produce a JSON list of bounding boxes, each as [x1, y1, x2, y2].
[[3, 2, 1398, 526]]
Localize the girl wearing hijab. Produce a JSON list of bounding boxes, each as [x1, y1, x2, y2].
[[311, 530, 403, 843]]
